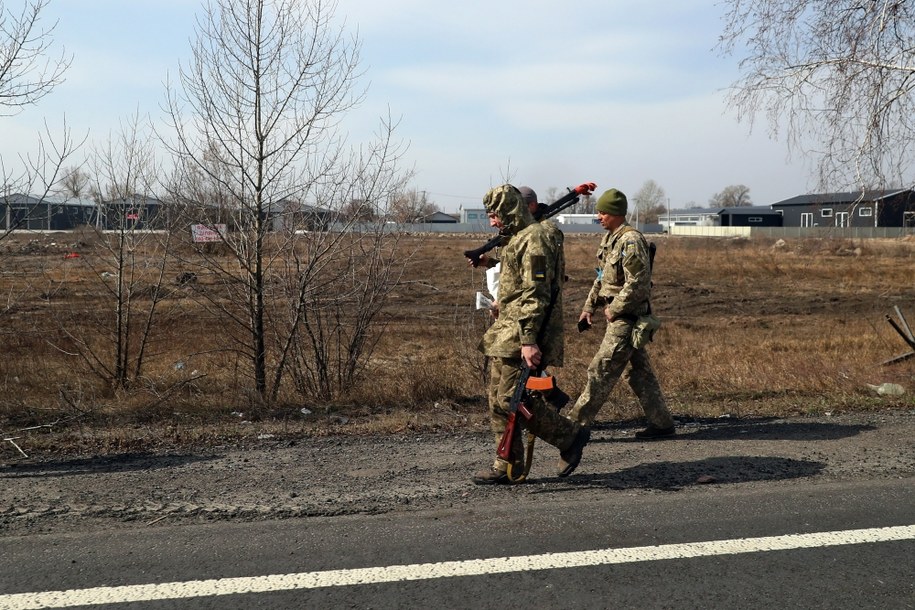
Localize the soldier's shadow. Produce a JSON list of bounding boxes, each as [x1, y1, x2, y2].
[[591, 417, 874, 442], [533, 455, 825, 492], [0, 452, 218, 478]]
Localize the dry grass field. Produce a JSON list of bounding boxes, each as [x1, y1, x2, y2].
[[1, 230, 914, 454]]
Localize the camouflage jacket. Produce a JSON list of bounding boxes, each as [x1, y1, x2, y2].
[[486, 219, 562, 267], [479, 186, 565, 366], [582, 222, 652, 320]]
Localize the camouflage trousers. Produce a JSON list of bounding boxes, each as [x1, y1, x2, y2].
[[487, 357, 581, 472], [565, 318, 674, 429]]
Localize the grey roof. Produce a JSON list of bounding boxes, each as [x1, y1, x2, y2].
[[771, 189, 911, 207], [664, 208, 719, 216], [718, 207, 781, 215], [265, 198, 335, 215], [419, 211, 458, 223], [1, 193, 40, 205], [102, 195, 164, 207], [46, 195, 97, 207], [2, 193, 98, 207]]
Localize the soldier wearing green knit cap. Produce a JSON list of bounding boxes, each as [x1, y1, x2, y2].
[[564, 188, 676, 438], [595, 187, 628, 215]]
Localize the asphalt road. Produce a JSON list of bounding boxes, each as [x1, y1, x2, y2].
[[2, 476, 913, 609]]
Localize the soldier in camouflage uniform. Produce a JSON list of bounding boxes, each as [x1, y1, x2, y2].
[[474, 184, 590, 484], [565, 188, 676, 438]]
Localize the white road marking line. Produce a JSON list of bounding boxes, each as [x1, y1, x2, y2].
[[3, 525, 914, 609]]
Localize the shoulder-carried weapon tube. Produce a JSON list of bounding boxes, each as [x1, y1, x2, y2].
[[464, 182, 597, 266], [463, 234, 505, 266]]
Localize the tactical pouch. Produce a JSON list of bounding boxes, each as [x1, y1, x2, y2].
[[630, 314, 661, 349]]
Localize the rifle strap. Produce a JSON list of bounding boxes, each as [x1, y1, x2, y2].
[[505, 434, 534, 483], [523, 432, 536, 478]]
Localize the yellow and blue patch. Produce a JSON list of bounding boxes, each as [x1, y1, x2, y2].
[[531, 255, 547, 281]]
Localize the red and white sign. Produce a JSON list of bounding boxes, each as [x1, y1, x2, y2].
[[191, 224, 227, 243]]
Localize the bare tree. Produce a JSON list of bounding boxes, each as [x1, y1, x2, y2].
[[709, 184, 753, 208], [719, 0, 915, 191], [543, 186, 561, 206], [1, 0, 79, 241], [49, 114, 177, 391], [0, 0, 69, 115], [631, 179, 668, 223], [284, 217, 408, 402], [339, 197, 378, 222], [164, 0, 410, 404], [385, 188, 438, 223], [56, 164, 89, 197], [1, 121, 79, 232]]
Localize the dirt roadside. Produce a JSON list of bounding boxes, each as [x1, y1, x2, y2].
[[2, 409, 913, 537]]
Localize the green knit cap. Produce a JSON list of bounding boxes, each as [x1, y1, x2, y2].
[[596, 188, 627, 215]]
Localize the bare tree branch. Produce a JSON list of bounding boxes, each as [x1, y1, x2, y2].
[[719, 0, 915, 191], [164, 0, 411, 405], [0, 0, 70, 115], [709, 184, 753, 208], [631, 179, 669, 223]]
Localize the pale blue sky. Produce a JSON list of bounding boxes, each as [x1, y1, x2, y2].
[[3, 0, 815, 211]]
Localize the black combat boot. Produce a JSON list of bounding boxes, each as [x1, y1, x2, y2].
[[557, 427, 590, 477]]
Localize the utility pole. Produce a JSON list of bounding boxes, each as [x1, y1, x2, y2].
[[667, 198, 671, 233]]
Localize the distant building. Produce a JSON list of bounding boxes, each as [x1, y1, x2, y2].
[[718, 207, 783, 227], [265, 199, 338, 231], [98, 195, 165, 230], [658, 208, 720, 232], [458, 206, 487, 224], [554, 213, 599, 225], [770, 190, 915, 228], [1, 194, 176, 231], [417, 211, 458, 223], [1, 194, 97, 230]]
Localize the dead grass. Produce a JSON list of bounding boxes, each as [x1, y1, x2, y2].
[[1, 231, 914, 454]]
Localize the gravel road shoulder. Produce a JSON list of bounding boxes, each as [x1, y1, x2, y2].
[[2, 410, 913, 537]]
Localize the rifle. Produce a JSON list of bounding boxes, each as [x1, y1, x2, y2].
[[496, 366, 557, 480], [464, 182, 597, 266]]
